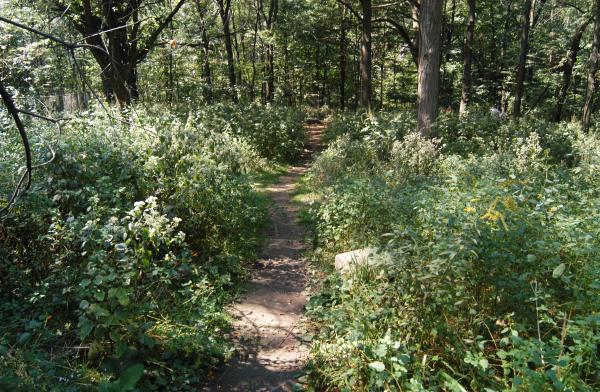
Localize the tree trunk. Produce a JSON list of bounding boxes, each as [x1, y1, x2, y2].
[[499, 0, 512, 110], [283, 34, 292, 105], [445, 0, 456, 62], [583, 0, 600, 131], [360, 0, 372, 111], [68, 0, 185, 106], [251, 6, 260, 98], [216, 0, 237, 100], [232, 8, 243, 86], [553, 21, 588, 122], [417, 0, 444, 137], [513, 0, 532, 118], [339, 5, 348, 110], [380, 52, 384, 108], [264, 45, 275, 102], [260, 0, 278, 103], [459, 0, 476, 116], [195, 0, 213, 102]]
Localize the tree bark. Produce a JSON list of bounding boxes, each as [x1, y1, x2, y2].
[[251, 4, 260, 98], [583, 0, 600, 131], [339, 5, 348, 110], [195, 0, 213, 102], [260, 0, 278, 103], [63, 0, 185, 106], [216, 0, 237, 100], [360, 0, 372, 112], [499, 0, 512, 111], [513, 0, 532, 118], [459, 0, 476, 117], [417, 0, 444, 137], [232, 7, 243, 87], [445, 0, 457, 62], [552, 20, 588, 122]]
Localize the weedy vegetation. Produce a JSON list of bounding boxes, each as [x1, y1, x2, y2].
[[303, 112, 600, 391], [0, 104, 305, 390]]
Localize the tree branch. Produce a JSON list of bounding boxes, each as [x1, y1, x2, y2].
[[136, 0, 186, 63], [0, 81, 32, 214], [337, 0, 362, 21], [374, 17, 418, 65]]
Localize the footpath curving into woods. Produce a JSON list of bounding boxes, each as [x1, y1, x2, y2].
[[205, 122, 325, 391]]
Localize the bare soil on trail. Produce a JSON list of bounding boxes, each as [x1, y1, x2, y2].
[[205, 122, 324, 391]]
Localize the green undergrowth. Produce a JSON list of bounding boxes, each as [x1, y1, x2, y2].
[[303, 111, 600, 391], [0, 103, 305, 390]]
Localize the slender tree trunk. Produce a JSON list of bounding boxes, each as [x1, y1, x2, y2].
[[500, 0, 512, 110], [360, 0, 372, 111], [354, 24, 360, 110], [513, 0, 532, 118], [251, 5, 260, 98], [417, 0, 444, 137], [339, 5, 348, 110], [283, 34, 292, 105], [323, 46, 330, 105], [232, 9, 243, 87], [265, 45, 275, 102], [553, 21, 588, 122], [380, 53, 384, 108], [583, 0, 600, 131], [195, 0, 213, 102], [260, 0, 278, 103], [459, 0, 476, 116], [216, 0, 237, 100], [314, 46, 321, 106], [445, 0, 456, 62]]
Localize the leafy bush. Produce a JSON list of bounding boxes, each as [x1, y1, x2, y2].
[[0, 104, 275, 390], [304, 113, 600, 391], [193, 103, 306, 162]]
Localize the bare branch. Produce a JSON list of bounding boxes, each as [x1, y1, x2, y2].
[[0, 81, 32, 215]]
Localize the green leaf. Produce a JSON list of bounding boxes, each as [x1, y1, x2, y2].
[[80, 279, 91, 288], [116, 288, 130, 306], [118, 364, 144, 391], [368, 361, 385, 372], [479, 358, 489, 370], [553, 263, 566, 278], [441, 371, 467, 392], [90, 304, 110, 317], [17, 332, 31, 345], [95, 291, 106, 301], [79, 316, 94, 339]]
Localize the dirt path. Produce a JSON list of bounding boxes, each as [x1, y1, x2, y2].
[[205, 122, 324, 391]]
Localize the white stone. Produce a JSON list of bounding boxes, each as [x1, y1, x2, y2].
[[334, 248, 375, 273]]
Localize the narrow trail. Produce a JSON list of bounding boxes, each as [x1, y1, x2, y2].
[[206, 122, 324, 391]]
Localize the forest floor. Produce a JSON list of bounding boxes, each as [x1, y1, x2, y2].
[[204, 122, 324, 391]]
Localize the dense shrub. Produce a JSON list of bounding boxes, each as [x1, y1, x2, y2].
[[304, 112, 600, 391], [193, 103, 306, 162], [0, 103, 299, 390]]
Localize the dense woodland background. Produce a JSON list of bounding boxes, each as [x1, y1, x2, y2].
[[1, 0, 600, 390], [2, 0, 600, 120]]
